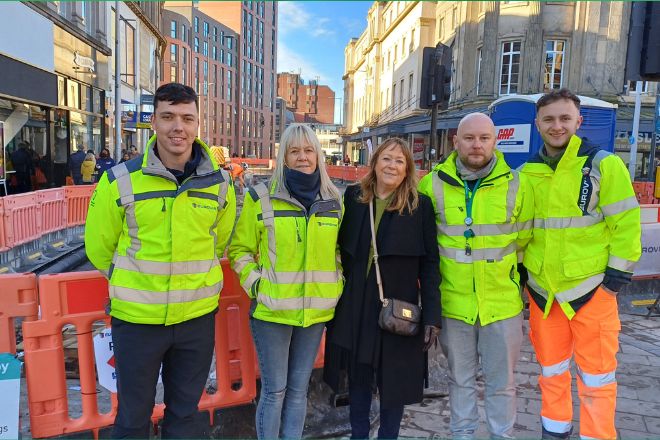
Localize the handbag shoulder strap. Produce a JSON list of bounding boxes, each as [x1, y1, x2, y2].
[[369, 199, 387, 305]]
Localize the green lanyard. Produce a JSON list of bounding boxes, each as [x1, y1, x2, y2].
[[463, 178, 482, 255]]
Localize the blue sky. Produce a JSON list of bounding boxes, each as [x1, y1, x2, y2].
[[277, 1, 373, 123]]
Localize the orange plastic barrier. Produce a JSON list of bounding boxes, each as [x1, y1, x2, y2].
[[0, 272, 38, 354], [37, 188, 67, 235], [22, 260, 260, 438], [22, 270, 111, 439], [0, 193, 41, 248], [633, 181, 659, 205], [240, 158, 272, 169], [65, 185, 96, 227], [0, 197, 8, 252]]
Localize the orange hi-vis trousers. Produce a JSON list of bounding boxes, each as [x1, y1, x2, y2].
[[529, 287, 620, 439]]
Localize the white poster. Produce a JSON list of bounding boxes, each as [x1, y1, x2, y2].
[[495, 124, 531, 153], [635, 223, 660, 277], [93, 328, 162, 393], [0, 353, 22, 439]]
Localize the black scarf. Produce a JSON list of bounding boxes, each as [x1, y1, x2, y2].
[[284, 166, 320, 211]]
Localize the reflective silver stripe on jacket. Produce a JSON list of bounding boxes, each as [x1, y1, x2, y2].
[[267, 270, 340, 284], [241, 270, 261, 294], [110, 281, 222, 304], [607, 255, 636, 273], [114, 163, 141, 257], [431, 172, 446, 224], [533, 214, 603, 229], [505, 171, 520, 222], [529, 273, 604, 303], [600, 196, 639, 217], [439, 242, 516, 263], [438, 222, 525, 237], [112, 255, 218, 275], [256, 293, 340, 311], [254, 183, 278, 282]]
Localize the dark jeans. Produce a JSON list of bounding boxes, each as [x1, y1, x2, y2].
[[349, 370, 404, 440], [110, 311, 216, 439]]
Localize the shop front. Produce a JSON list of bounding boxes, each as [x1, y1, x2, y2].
[[53, 26, 108, 186]]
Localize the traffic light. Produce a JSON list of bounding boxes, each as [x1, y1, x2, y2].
[[420, 43, 452, 110]]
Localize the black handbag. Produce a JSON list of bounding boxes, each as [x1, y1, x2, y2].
[[369, 199, 421, 337]]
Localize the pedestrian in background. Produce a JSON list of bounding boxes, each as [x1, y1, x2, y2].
[[418, 113, 534, 439], [96, 147, 116, 177], [324, 138, 441, 439], [85, 82, 236, 439], [81, 151, 97, 184], [68, 146, 86, 185], [10, 141, 34, 193], [229, 123, 343, 439], [520, 89, 641, 439]]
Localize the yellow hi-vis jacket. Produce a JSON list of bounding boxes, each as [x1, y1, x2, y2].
[[229, 182, 343, 327], [418, 150, 534, 326], [85, 136, 236, 325], [520, 135, 641, 319]]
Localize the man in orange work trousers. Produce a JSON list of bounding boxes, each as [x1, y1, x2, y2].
[[519, 89, 641, 439]]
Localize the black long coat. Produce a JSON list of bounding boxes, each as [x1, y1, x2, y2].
[[324, 184, 441, 408]]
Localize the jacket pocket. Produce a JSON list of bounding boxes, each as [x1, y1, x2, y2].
[[562, 251, 608, 280]]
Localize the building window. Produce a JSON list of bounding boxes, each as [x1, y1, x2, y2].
[[194, 37, 199, 53], [122, 21, 135, 86], [203, 40, 208, 56], [408, 73, 414, 106], [213, 26, 218, 42], [170, 20, 177, 39], [181, 24, 187, 43], [170, 44, 177, 63], [438, 17, 444, 39], [392, 83, 397, 108], [203, 21, 209, 37], [476, 47, 482, 94], [499, 41, 521, 95], [410, 28, 415, 53], [627, 80, 650, 94], [544, 40, 565, 91], [399, 79, 404, 108]]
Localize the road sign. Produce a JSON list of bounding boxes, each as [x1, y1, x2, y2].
[[93, 328, 162, 393], [0, 353, 22, 439]]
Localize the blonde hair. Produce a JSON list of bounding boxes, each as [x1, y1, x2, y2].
[[84, 152, 96, 161], [271, 123, 340, 201], [359, 138, 419, 215]]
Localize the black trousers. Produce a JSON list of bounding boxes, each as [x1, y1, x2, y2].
[[111, 311, 216, 439]]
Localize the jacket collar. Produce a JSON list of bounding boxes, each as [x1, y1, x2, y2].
[[142, 135, 217, 182], [435, 150, 511, 187]]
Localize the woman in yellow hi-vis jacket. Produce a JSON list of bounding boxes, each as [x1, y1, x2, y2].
[[229, 123, 343, 439]]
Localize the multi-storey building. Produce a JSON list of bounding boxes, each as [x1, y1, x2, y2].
[[111, 2, 166, 155], [168, 1, 278, 158], [344, 1, 658, 177], [277, 72, 335, 124], [162, 6, 238, 150]]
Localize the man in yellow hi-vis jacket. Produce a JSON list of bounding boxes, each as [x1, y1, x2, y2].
[[85, 83, 236, 438], [419, 113, 534, 439], [520, 89, 641, 439]]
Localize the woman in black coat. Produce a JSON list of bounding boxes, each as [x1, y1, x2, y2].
[[324, 138, 442, 439]]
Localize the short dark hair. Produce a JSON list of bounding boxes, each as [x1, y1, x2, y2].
[[536, 88, 581, 112], [154, 82, 198, 111]]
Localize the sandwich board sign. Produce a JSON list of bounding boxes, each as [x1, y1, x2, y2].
[[0, 353, 22, 439]]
